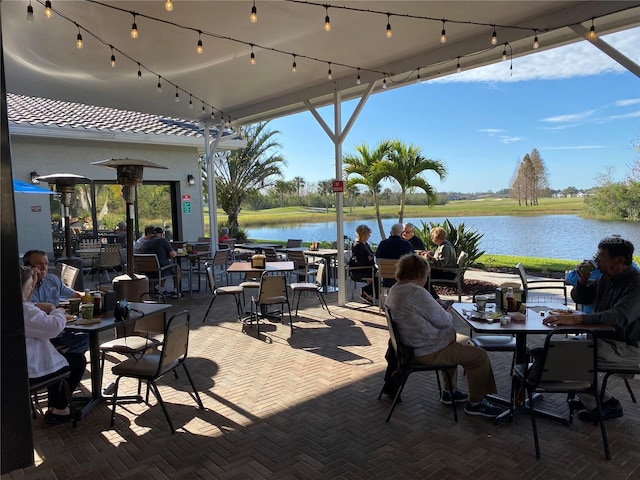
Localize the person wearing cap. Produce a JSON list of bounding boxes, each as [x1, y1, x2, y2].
[[140, 226, 182, 295], [544, 236, 640, 422]]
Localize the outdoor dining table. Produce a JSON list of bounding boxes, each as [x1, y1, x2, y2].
[[64, 301, 171, 418], [175, 250, 209, 294], [227, 260, 294, 276], [450, 302, 614, 425], [304, 249, 339, 293], [234, 243, 282, 251]]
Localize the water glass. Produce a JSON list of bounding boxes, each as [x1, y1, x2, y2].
[[476, 295, 488, 312]]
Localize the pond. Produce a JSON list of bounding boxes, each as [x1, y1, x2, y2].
[[245, 215, 640, 261]]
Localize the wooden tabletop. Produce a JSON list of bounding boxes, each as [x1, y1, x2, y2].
[[227, 261, 294, 273]]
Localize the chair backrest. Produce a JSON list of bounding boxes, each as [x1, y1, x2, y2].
[[157, 310, 191, 376], [58, 263, 80, 288], [286, 239, 302, 248], [515, 263, 528, 290], [134, 253, 161, 273], [99, 244, 122, 268], [384, 306, 414, 371], [139, 292, 167, 303], [287, 250, 307, 269], [258, 272, 288, 302], [205, 263, 217, 292], [537, 328, 597, 385], [263, 247, 278, 262], [212, 249, 229, 267], [314, 263, 325, 286], [377, 258, 399, 282]]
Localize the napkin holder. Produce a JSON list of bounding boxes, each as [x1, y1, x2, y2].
[[251, 253, 266, 269]]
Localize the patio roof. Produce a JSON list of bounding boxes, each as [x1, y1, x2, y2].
[[2, 1, 639, 126]]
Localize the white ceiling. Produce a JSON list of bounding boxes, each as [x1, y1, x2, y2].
[[2, 1, 640, 126]]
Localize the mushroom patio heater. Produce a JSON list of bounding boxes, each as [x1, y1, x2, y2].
[[92, 158, 167, 300], [36, 173, 91, 290]]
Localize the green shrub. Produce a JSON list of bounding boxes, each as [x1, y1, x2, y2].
[[416, 219, 485, 278]]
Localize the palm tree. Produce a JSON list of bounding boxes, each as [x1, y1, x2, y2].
[[215, 121, 285, 234], [317, 179, 334, 212], [384, 140, 447, 223], [292, 176, 306, 203], [343, 141, 392, 238]]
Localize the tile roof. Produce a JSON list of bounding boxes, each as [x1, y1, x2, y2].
[[6, 93, 219, 138]]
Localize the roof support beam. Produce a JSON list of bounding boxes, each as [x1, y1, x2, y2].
[[569, 24, 640, 78]]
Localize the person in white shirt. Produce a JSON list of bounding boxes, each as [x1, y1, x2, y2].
[[22, 267, 86, 425]]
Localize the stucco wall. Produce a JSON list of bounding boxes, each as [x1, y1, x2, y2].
[[10, 135, 205, 257]]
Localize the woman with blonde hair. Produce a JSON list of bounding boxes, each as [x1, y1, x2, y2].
[[349, 224, 377, 303]]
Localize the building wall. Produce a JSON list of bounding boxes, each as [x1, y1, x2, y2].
[[10, 135, 204, 257]]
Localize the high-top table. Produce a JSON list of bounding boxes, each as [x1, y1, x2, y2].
[[64, 301, 171, 418], [451, 302, 614, 425], [304, 249, 339, 292]]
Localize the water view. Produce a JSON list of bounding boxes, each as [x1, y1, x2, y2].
[[246, 215, 640, 261]]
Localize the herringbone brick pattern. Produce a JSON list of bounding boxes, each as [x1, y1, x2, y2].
[[5, 288, 640, 479]]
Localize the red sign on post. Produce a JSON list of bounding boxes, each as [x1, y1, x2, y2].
[[182, 194, 191, 201], [332, 180, 344, 193]]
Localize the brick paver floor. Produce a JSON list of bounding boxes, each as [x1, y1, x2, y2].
[[5, 275, 640, 479]]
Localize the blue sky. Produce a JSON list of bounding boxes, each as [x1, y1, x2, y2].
[[269, 28, 640, 193]]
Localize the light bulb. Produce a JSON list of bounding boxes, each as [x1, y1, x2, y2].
[[137, 65, 142, 80], [533, 35, 539, 49], [165, 0, 173, 12], [502, 47, 507, 61], [456, 60, 461, 73], [44, 1, 52, 18], [416, 70, 421, 84], [175, 88, 180, 103], [157, 77, 162, 93], [440, 21, 446, 43], [588, 24, 597, 40], [382, 78, 387, 89], [26, 2, 34, 22], [250, 51, 256, 65], [356, 70, 361, 85], [250, 1, 257, 23], [189, 96, 193, 109], [324, 7, 331, 32], [327, 64, 332, 80], [386, 15, 392, 38], [292, 56, 297, 72], [76, 32, 83, 49], [491, 30, 497, 45], [131, 23, 138, 39], [110, 51, 116, 68], [197, 39, 203, 54]]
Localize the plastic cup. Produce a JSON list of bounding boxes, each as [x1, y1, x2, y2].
[[80, 303, 94, 320], [68, 298, 81, 315], [476, 295, 488, 312]]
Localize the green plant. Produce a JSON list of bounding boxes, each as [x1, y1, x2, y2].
[[417, 219, 485, 275]]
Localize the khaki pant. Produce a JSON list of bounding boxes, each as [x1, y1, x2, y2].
[[414, 341, 497, 403]]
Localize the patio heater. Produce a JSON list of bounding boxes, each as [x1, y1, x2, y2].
[[36, 173, 91, 290], [92, 158, 167, 301]]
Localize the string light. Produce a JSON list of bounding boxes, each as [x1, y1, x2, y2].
[[26, 1, 34, 22], [211, 108, 215, 120], [490, 25, 497, 45], [327, 62, 332, 80], [44, 1, 53, 19], [440, 19, 447, 43], [588, 18, 597, 40], [137, 63, 142, 80], [202, 102, 206, 113], [175, 86, 180, 103], [416, 68, 421, 84], [356, 68, 361, 85], [196, 30, 203, 54], [386, 14, 392, 38], [250, 44, 256, 65], [157, 76, 162, 93], [382, 77, 387, 89], [324, 5, 331, 32], [532, 30, 539, 49], [456, 57, 461, 73], [164, 0, 173, 12], [130, 13, 138, 39], [75, 25, 83, 49], [292, 55, 297, 72], [250, 0, 257, 23], [502, 44, 507, 61], [110, 46, 116, 67], [189, 95, 193, 108]]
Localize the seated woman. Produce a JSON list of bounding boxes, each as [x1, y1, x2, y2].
[[384, 253, 502, 418], [218, 227, 231, 244], [22, 267, 86, 425], [349, 224, 377, 304], [426, 227, 458, 279]]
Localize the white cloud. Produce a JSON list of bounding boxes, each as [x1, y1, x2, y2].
[[614, 98, 640, 107], [542, 110, 596, 123], [500, 136, 522, 144], [606, 111, 640, 121], [434, 27, 640, 83], [479, 128, 504, 135]]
